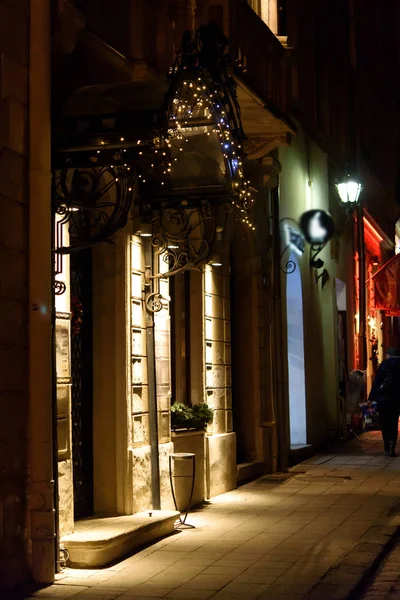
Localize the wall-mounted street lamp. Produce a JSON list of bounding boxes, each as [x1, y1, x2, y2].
[[336, 173, 363, 206], [336, 170, 366, 371], [299, 210, 335, 285]]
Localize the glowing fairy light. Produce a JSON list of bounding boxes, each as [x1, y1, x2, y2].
[[142, 70, 257, 229]]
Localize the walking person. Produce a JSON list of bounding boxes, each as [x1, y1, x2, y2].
[[368, 347, 400, 456]]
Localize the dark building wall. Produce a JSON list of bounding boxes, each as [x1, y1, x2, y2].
[[286, 0, 399, 235], [66, 0, 184, 71], [354, 1, 400, 219], [287, 0, 352, 165], [0, 0, 29, 591]]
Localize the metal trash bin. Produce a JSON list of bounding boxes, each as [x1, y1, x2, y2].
[[169, 452, 196, 529]]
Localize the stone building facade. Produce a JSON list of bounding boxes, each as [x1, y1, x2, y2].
[[1, 0, 400, 592], [0, 0, 30, 588]]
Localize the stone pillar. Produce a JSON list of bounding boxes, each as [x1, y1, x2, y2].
[[28, 0, 55, 584], [269, 179, 291, 470], [92, 231, 131, 515], [204, 259, 236, 499], [128, 236, 174, 513], [247, 155, 285, 473]]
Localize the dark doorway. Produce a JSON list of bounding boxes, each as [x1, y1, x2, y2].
[[337, 311, 348, 399], [70, 249, 94, 520], [231, 268, 247, 464]]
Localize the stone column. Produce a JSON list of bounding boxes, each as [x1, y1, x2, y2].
[[252, 155, 287, 472], [92, 231, 131, 515], [28, 0, 55, 583]]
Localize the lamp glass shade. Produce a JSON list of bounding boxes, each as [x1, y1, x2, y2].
[[336, 180, 362, 204]]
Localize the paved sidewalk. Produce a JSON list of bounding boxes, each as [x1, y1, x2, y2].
[[359, 538, 400, 600], [15, 431, 400, 600]]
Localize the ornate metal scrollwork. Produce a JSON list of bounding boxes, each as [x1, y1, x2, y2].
[[279, 218, 305, 275], [150, 206, 215, 278], [53, 165, 134, 294], [145, 292, 164, 313], [310, 243, 326, 270], [280, 246, 297, 274], [52, 24, 253, 298], [54, 280, 67, 296], [161, 27, 251, 212], [133, 24, 254, 279], [54, 165, 134, 254]]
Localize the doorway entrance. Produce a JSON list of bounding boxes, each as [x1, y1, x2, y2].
[[336, 279, 348, 399], [286, 253, 307, 446], [70, 249, 94, 520]]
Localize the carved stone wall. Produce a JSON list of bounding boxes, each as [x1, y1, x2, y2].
[[204, 263, 232, 434], [0, 0, 30, 591]]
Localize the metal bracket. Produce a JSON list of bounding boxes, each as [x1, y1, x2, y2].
[[279, 218, 305, 274], [280, 245, 297, 274], [143, 264, 171, 314], [310, 242, 326, 270], [144, 265, 152, 287], [310, 243, 330, 286], [315, 268, 330, 288]]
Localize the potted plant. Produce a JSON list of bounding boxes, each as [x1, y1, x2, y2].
[[191, 403, 214, 430], [170, 402, 194, 430], [171, 402, 213, 431]]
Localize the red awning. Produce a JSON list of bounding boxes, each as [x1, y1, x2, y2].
[[371, 253, 400, 313]]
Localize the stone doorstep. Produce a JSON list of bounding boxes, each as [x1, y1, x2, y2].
[[289, 444, 314, 466], [61, 510, 179, 569], [237, 461, 266, 486]]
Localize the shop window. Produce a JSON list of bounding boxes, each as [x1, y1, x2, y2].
[[170, 272, 190, 406], [247, 0, 280, 35], [395, 219, 400, 254]]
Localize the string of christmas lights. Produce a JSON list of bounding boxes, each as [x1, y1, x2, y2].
[[73, 72, 255, 230], [164, 75, 255, 230]]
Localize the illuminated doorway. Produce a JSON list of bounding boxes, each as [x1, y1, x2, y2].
[[286, 252, 307, 445]]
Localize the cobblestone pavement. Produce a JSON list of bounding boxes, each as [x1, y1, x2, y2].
[[359, 538, 400, 600], [12, 431, 400, 600]]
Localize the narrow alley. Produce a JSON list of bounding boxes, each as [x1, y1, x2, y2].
[[14, 431, 400, 600]]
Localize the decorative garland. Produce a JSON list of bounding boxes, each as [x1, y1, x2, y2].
[[53, 24, 254, 289], [160, 25, 255, 230]]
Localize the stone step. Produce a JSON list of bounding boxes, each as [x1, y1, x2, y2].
[[237, 460, 266, 486], [289, 443, 314, 466], [61, 510, 180, 568]]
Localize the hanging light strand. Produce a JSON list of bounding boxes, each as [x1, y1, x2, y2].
[[161, 74, 254, 230]]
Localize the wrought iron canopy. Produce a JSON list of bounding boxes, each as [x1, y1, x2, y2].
[[53, 24, 254, 277]]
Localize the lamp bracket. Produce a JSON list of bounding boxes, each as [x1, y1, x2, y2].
[[144, 265, 152, 287], [280, 245, 297, 274], [315, 268, 330, 287], [279, 218, 305, 274], [145, 292, 166, 313], [310, 242, 326, 270], [145, 205, 216, 279], [143, 263, 171, 314]]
